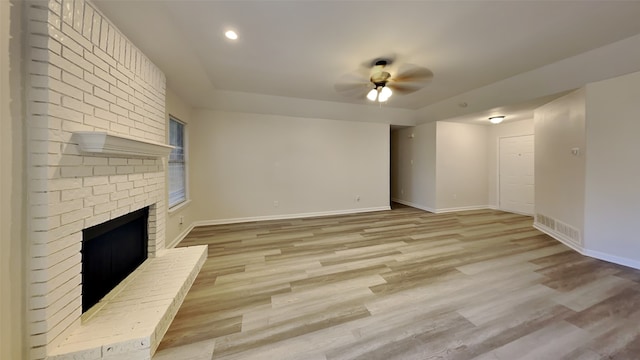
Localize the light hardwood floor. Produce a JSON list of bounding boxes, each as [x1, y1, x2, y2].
[[158, 204, 640, 359]]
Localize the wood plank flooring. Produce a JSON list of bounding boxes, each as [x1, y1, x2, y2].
[[158, 204, 640, 359]]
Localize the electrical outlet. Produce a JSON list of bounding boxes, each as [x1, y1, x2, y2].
[[273, 200, 279, 207], [355, 195, 360, 202], [179, 215, 184, 225]]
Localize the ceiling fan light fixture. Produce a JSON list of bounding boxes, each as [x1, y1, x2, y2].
[[379, 86, 392, 101], [489, 116, 505, 124], [367, 88, 379, 101]]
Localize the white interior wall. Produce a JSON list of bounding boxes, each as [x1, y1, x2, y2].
[[435, 121, 489, 211], [165, 87, 193, 246], [487, 119, 534, 207], [390, 123, 437, 211], [584, 71, 640, 268], [1, 1, 25, 359], [189, 110, 390, 223], [533, 89, 586, 247]]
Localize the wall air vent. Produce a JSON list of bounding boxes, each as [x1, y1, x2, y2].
[[556, 220, 582, 245], [535, 213, 582, 246], [536, 213, 556, 229]]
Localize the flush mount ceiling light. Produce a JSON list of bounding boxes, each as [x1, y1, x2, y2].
[[489, 116, 505, 124], [224, 30, 238, 40]]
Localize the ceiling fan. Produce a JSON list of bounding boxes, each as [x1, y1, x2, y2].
[[335, 56, 433, 103]]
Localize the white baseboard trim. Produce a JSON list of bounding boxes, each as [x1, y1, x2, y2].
[[435, 205, 493, 214], [192, 206, 391, 227], [391, 199, 497, 214], [166, 222, 195, 249], [582, 249, 640, 271], [391, 198, 436, 213], [534, 222, 640, 271]]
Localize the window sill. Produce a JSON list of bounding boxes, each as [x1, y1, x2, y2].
[[168, 199, 191, 215]]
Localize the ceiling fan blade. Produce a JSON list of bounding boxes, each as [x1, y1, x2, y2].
[[335, 82, 369, 92], [387, 82, 423, 94], [393, 64, 434, 83], [334, 82, 371, 98], [335, 71, 373, 98]]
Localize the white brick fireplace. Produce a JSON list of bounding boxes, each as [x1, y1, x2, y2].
[[24, 1, 206, 359]]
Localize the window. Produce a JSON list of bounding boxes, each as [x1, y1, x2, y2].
[[168, 117, 186, 208]]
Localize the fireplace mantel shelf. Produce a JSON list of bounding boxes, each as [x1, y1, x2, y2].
[[74, 131, 173, 158]]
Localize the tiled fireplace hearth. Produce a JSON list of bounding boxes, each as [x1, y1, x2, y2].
[[25, 1, 206, 359]]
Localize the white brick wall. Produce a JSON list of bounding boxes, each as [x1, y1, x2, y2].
[[25, 0, 167, 358]]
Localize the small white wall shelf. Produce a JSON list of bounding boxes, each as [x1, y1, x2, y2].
[[74, 131, 173, 158]]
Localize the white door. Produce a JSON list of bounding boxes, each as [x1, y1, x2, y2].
[[499, 135, 534, 215]]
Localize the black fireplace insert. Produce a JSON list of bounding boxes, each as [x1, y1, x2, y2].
[[81, 207, 149, 312]]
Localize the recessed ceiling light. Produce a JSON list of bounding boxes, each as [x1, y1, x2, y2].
[[225, 30, 238, 40]]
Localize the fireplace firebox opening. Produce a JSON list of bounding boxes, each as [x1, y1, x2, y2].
[[81, 207, 149, 313]]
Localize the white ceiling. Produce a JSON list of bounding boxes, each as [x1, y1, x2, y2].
[[94, 1, 640, 113]]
